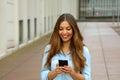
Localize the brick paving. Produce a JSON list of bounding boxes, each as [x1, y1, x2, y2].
[[0, 22, 120, 80], [0, 34, 51, 80], [79, 22, 120, 80]]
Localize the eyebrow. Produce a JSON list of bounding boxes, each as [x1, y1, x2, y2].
[[59, 25, 71, 28]]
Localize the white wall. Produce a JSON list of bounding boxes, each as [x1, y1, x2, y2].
[[0, 0, 7, 58], [0, 0, 17, 58], [0, 0, 79, 60]]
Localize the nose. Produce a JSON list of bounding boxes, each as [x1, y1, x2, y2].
[[63, 29, 67, 34]]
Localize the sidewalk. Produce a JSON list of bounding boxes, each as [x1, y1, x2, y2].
[[0, 34, 51, 80], [79, 22, 120, 80], [0, 22, 120, 80]]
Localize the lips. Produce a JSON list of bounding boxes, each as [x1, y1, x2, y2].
[[61, 35, 69, 39], [62, 35, 68, 38]]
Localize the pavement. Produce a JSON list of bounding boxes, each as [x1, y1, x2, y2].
[[0, 22, 120, 80]]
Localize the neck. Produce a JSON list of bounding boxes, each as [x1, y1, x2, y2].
[[63, 40, 71, 47], [62, 41, 71, 55]]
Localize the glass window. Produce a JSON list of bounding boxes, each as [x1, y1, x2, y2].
[[34, 18, 37, 37], [28, 19, 30, 40], [19, 20, 23, 44], [79, 0, 119, 18]]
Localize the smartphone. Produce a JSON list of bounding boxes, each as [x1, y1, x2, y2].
[[58, 60, 68, 66]]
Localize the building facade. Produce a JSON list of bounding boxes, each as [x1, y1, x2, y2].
[[0, 0, 79, 59], [79, 0, 120, 21]]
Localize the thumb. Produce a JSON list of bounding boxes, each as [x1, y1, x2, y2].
[[56, 64, 59, 67]]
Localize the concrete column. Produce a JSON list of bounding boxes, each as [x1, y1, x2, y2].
[[13, 0, 19, 48], [0, 1, 7, 59], [6, 0, 16, 49]]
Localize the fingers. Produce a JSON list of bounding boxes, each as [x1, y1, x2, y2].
[[55, 64, 72, 74], [62, 66, 72, 74], [55, 64, 63, 74]]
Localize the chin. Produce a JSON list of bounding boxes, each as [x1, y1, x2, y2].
[[62, 39, 70, 42]]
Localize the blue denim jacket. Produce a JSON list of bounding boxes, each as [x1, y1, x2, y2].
[[40, 45, 91, 80]]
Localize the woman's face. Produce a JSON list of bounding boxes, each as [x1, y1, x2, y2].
[[59, 20, 73, 43]]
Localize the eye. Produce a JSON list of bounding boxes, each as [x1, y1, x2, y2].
[[66, 27, 72, 30], [59, 27, 63, 30]]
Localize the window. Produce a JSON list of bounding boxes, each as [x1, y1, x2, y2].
[[19, 20, 23, 44], [79, 0, 119, 17], [28, 19, 30, 40], [34, 18, 37, 37]]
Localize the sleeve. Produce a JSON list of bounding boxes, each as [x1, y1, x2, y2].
[[40, 45, 51, 80], [81, 46, 91, 80]]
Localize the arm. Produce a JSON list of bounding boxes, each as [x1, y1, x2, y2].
[[48, 64, 63, 80], [70, 70, 85, 80], [48, 69, 57, 80], [69, 56, 91, 80], [40, 45, 63, 80], [40, 45, 51, 80], [62, 66, 85, 80], [82, 47, 91, 80], [41, 53, 57, 80]]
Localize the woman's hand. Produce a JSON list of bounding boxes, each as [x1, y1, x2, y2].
[[55, 64, 73, 74], [48, 64, 63, 80], [61, 66, 73, 74], [55, 64, 63, 74], [61, 66, 85, 80]]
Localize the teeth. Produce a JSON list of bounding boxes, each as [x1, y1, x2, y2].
[[62, 36, 68, 39], [63, 36, 67, 37]]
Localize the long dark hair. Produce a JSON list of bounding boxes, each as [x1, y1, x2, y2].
[[45, 13, 86, 72]]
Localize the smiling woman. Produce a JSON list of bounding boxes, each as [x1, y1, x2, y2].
[[58, 20, 73, 43], [40, 13, 91, 80]]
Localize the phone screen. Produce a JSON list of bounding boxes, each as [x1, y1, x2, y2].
[[58, 60, 68, 66]]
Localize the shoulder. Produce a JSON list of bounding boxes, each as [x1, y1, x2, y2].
[[44, 44, 51, 54], [83, 46, 90, 58], [83, 46, 89, 52]]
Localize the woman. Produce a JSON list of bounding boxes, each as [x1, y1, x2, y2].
[[40, 13, 91, 80]]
